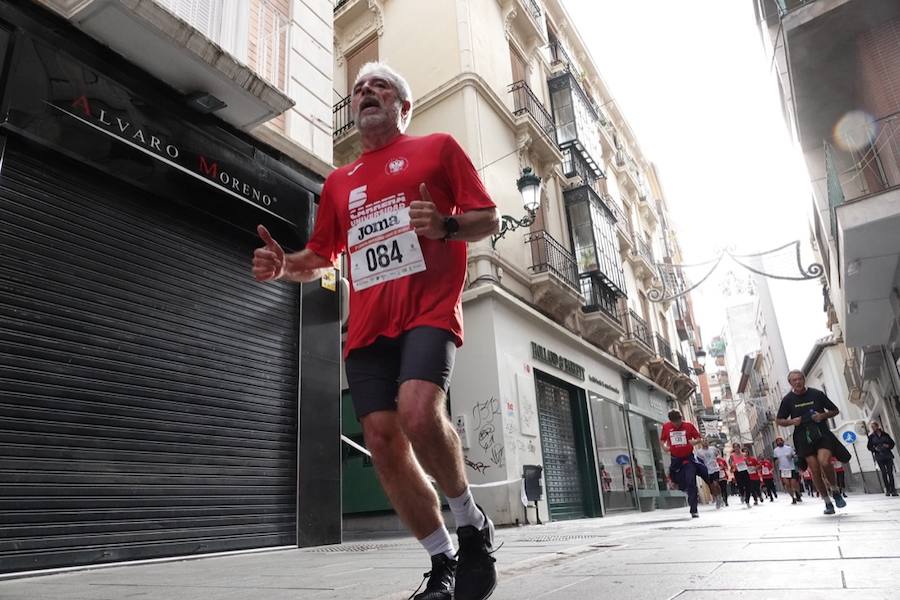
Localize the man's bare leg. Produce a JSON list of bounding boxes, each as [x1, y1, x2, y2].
[[397, 379, 467, 497], [806, 454, 831, 499], [361, 410, 443, 539]]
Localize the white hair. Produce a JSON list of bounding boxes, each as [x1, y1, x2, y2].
[[353, 61, 413, 131]]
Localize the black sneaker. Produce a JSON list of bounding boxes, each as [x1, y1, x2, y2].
[[691, 512, 699, 519], [833, 492, 847, 509], [824, 503, 836, 515], [455, 507, 497, 600], [411, 554, 456, 600]]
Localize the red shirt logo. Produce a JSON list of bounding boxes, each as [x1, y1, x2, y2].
[[385, 157, 409, 174]]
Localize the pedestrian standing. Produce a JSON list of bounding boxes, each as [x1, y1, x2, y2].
[[867, 421, 898, 496], [760, 457, 777, 501], [775, 370, 846, 515], [773, 437, 803, 504], [730, 443, 752, 508], [252, 62, 500, 600], [660, 410, 708, 518], [696, 440, 724, 509]]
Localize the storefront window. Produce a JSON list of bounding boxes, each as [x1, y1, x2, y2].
[[627, 412, 664, 496], [588, 393, 636, 511]]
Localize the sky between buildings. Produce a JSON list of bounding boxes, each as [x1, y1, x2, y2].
[[564, 0, 830, 370]]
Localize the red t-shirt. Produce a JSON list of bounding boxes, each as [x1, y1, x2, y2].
[[660, 422, 701, 458], [760, 459, 775, 479], [716, 457, 729, 477], [306, 133, 495, 356], [746, 456, 762, 481]]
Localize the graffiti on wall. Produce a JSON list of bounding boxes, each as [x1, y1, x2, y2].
[[473, 397, 505, 467]]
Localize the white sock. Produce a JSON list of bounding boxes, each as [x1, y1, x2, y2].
[[447, 487, 486, 530], [420, 526, 455, 559]]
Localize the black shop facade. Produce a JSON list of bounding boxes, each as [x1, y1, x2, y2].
[[0, 3, 341, 575]]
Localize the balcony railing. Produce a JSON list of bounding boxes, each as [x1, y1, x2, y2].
[[774, 0, 818, 17], [634, 234, 654, 265], [608, 197, 631, 237], [656, 334, 673, 363], [625, 310, 653, 350], [509, 80, 556, 143], [826, 113, 900, 208], [580, 275, 621, 322], [525, 230, 579, 293], [562, 147, 604, 193], [526, 0, 542, 19], [333, 94, 354, 139], [677, 352, 691, 375], [334, 0, 351, 12], [549, 40, 577, 74]]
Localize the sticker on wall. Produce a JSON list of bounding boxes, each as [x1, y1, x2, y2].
[[516, 373, 539, 438]]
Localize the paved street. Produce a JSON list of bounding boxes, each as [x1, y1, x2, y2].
[[3, 493, 899, 600]]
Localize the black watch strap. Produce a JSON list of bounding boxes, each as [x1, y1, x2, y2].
[[442, 216, 459, 240]]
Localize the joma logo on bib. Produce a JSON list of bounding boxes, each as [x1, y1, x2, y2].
[[356, 214, 400, 242]]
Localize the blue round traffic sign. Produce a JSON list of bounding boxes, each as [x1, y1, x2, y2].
[[615, 454, 630, 465], [842, 431, 857, 444]]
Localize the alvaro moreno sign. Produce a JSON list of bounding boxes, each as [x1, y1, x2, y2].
[[1, 34, 306, 227]]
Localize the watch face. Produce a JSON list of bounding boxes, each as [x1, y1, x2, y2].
[[445, 217, 460, 233]]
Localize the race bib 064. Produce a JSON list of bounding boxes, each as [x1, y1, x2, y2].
[[349, 206, 426, 291]]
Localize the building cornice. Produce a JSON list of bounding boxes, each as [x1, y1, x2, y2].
[[462, 282, 675, 399]]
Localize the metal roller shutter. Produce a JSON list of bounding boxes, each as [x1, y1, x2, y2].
[[0, 146, 300, 573], [535, 379, 587, 521]]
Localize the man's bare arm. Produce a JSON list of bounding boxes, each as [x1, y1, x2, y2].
[[253, 225, 334, 283]]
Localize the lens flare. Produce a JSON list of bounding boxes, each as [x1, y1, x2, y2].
[[833, 110, 877, 152]]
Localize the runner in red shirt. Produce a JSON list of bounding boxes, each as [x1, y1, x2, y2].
[[660, 410, 708, 518], [745, 448, 764, 505], [760, 458, 777, 502], [716, 456, 731, 506], [253, 62, 499, 600]]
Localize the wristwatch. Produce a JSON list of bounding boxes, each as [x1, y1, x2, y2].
[[442, 216, 459, 241]]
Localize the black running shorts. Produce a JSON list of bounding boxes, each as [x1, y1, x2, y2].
[[344, 326, 457, 420]]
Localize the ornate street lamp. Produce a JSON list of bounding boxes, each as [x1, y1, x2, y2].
[[490, 167, 542, 249]]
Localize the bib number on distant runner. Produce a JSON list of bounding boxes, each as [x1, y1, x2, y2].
[[670, 431, 687, 446], [780, 469, 792, 478], [762, 467, 771, 476], [349, 206, 426, 291], [737, 463, 748, 472]]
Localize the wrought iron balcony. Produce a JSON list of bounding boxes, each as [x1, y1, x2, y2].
[[525, 0, 542, 19], [656, 334, 673, 364], [580, 274, 621, 322], [509, 80, 556, 144], [549, 39, 577, 74], [562, 147, 604, 192], [333, 94, 354, 139], [524, 230, 583, 324], [677, 352, 691, 376], [607, 196, 632, 241], [334, 0, 351, 12], [634, 235, 653, 264], [825, 113, 900, 219], [624, 309, 653, 350], [525, 230, 579, 293]]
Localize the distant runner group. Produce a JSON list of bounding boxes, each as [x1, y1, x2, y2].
[[660, 370, 898, 518]]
